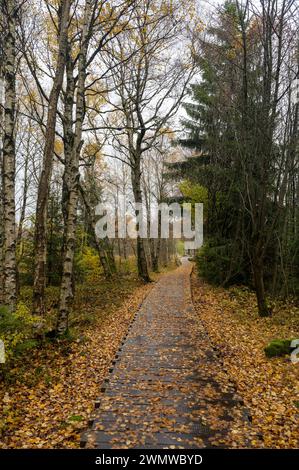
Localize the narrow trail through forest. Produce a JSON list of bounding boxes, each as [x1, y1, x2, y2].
[[81, 259, 250, 449]]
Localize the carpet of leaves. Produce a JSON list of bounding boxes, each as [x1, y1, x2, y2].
[[191, 273, 299, 448], [0, 274, 155, 448], [83, 261, 253, 449]]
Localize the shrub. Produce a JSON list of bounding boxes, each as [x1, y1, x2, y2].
[[74, 247, 102, 283], [264, 339, 296, 358], [119, 256, 137, 274], [196, 238, 250, 286], [0, 303, 42, 364]]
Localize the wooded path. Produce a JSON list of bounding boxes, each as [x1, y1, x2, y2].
[[81, 259, 249, 449]]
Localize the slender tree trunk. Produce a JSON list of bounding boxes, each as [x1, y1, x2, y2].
[[136, 235, 149, 281], [16, 143, 29, 295], [152, 241, 160, 272], [57, 0, 91, 335], [143, 178, 154, 270], [2, 0, 17, 310], [32, 0, 70, 315], [78, 183, 112, 277], [57, 177, 79, 334], [149, 238, 155, 270], [56, 46, 75, 334], [152, 206, 161, 272], [252, 250, 271, 317], [123, 239, 127, 259], [0, 51, 5, 301], [163, 239, 169, 266], [131, 162, 150, 282], [103, 237, 117, 273]]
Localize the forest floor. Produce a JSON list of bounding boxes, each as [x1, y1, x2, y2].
[[0, 260, 298, 448], [192, 272, 299, 448], [0, 267, 158, 448]]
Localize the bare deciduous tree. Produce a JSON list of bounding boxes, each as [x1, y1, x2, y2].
[[101, 0, 197, 281]]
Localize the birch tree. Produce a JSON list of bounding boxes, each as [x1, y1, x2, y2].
[[1, 0, 17, 310], [0, 7, 5, 301], [56, 0, 136, 334]]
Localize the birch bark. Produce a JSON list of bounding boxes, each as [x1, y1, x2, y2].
[[57, 0, 92, 334], [2, 0, 17, 310]]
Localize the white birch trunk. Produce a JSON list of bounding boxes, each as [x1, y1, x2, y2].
[[2, 0, 17, 310], [57, 0, 93, 335]]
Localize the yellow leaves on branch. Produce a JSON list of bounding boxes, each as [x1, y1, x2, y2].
[[95, 1, 129, 36], [160, 126, 175, 140], [54, 138, 63, 157], [22, 88, 39, 108], [85, 81, 107, 116], [82, 141, 102, 162]]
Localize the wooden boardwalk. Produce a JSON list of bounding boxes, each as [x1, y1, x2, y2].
[[81, 259, 250, 449]]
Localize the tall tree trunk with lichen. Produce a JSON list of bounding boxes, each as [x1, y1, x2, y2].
[[2, 0, 17, 311], [0, 43, 5, 302]]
